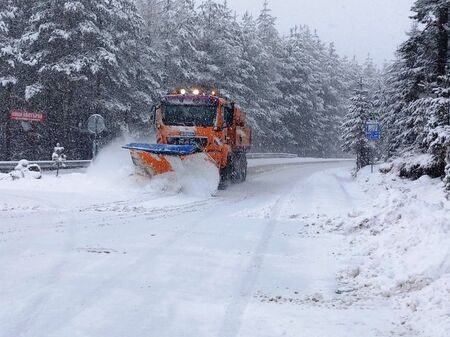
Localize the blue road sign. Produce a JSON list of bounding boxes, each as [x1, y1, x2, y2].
[[365, 122, 381, 140]]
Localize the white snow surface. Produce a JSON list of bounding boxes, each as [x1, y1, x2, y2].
[[336, 167, 450, 337], [0, 150, 448, 337]]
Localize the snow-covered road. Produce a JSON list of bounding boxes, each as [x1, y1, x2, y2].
[[1, 158, 405, 337]]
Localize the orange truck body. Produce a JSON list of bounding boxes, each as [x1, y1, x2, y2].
[[125, 91, 252, 187]]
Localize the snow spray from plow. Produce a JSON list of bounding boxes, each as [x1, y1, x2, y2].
[[85, 138, 219, 197], [122, 142, 220, 196]]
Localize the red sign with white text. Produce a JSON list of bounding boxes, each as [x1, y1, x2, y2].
[[10, 109, 44, 122]]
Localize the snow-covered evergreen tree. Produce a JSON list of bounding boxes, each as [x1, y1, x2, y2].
[[196, 1, 244, 95], [342, 84, 374, 170], [155, 0, 200, 89], [362, 55, 381, 97], [377, 1, 450, 184], [377, 60, 405, 159], [0, 1, 16, 159], [2, 0, 356, 159], [0, 0, 32, 160], [18, 0, 155, 158], [254, 0, 286, 151], [318, 43, 347, 156], [0, 0, 18, 88], [414, 0, 450, 179], [277, 27, 320, 156]]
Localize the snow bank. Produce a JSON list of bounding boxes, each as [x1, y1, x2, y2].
[[338, 166, 450, 336], [384, 152, 442, 179]]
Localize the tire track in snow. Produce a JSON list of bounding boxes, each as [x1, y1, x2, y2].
[[2, 197, 214, 337], [3, 211, 78, 337], [216, 192, 291, 337], [0, 198, 220, 245], [216, 163, 345, 337], [8, 195, 245, 337]]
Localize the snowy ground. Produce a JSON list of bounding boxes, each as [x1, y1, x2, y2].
[[0, 149, 448, 337], [334, 166, 450, 337]]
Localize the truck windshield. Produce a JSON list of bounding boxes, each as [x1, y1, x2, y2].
[[162, 104, 217, 127]]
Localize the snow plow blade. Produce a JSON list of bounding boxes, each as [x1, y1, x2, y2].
[[123, 143, 199, 156], [123, 143, 202, 177]]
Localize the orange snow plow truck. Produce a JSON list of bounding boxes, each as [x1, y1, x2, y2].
[[123, 88, 252, 189]]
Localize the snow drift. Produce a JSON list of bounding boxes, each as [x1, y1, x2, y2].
[[336, 166, 450, 337]]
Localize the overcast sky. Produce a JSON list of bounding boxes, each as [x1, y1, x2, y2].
[[227, 0, 414, 65]]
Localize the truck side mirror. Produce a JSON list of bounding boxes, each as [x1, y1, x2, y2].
[[225, 104, 234, 126], [149, 105, 156, 125]]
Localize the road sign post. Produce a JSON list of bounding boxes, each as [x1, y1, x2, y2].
[[87, 114, 106, 160], [5, 108, 44, 161], [365, 122, 381, 173]]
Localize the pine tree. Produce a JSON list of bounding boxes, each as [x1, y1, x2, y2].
[[399, 1, 449, 179], [378, 60, 405, 159], [135, 0, 163, 37], [0, 0, 17, 87], [342, 83, 374, 170], [255, 0, 286, 151], [232, 12, 260, 127], [156, 0, 200, 89], [237, 12, 260, 105], [320, 43, 347, 157], [277, 27, 314, 155], [376, 1, 450, 185], [19, 0, 153, 158], [416, 0, 450, 178], [362, 55, 381, 97], [197, 1, 244, 95], [0, 0, 16, 160], [257, 0, 278, 47], [0, 0, 31, 160]]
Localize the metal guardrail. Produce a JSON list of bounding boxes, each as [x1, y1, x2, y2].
[[0, 153, 299, 172], [246, 153, 298, 159], [0, 160, 91, 172], [248, 158, 355, 175]]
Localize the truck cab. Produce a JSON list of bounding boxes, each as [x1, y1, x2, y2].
[[154, 89, 251, 184]]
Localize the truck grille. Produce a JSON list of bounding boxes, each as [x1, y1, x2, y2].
[[167, 137, 208, 149]]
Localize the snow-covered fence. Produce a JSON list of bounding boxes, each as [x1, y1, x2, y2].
[[0, 160, 91, 172]]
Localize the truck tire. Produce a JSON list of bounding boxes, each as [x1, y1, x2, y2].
[[240, 154, 248, 182], [231, 152, 247, 184], [219, 155, 233, 190], [219, 153, 248, 189]]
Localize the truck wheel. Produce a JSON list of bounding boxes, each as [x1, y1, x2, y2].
[[231, 152, 247, 184], [230, 153, 240, 184], [219, 156, 233, 190], [240, 154, 248, 182]]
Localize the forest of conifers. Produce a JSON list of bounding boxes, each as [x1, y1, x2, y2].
[[0, 0, 378, 160]]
